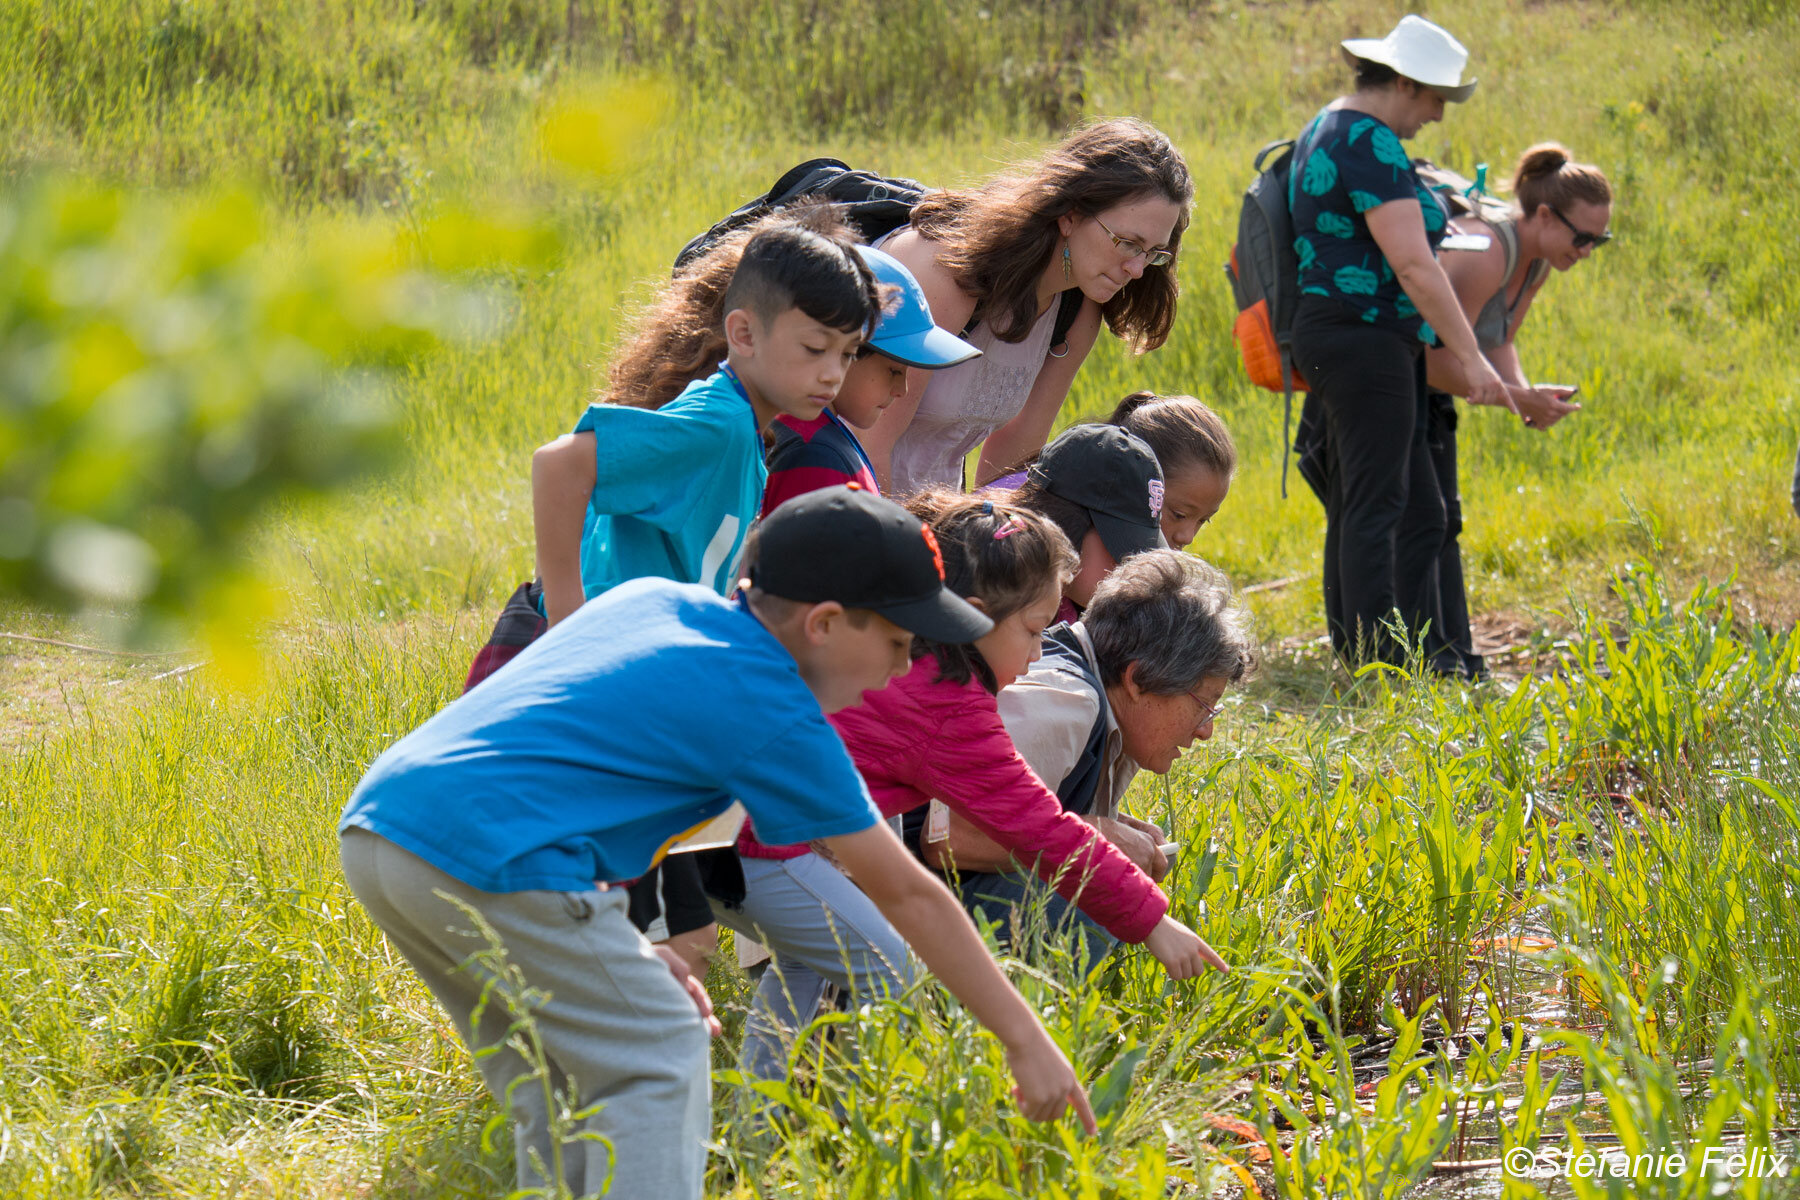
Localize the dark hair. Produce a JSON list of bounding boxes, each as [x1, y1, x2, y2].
[[1351, 57, 1401, 90], [903, 488, 1076, 691], [604, 203, 855, 409], [1108, 390, 1236, 480], [909, 117, 1192, 351], [996, 389, 1237, 488], [721, 221, 883, 339], [1511, 142, 1613, 218], [1006, 476, 1092, 557], [1085, 550, 1257, 692]]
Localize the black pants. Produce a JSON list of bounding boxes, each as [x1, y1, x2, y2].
[[1291, 297, 1453, 669], [1425, 392, 1484, 678]]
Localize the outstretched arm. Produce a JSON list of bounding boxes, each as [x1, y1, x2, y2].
[[821, 823, 1097, 1132], [1367, 200, 1509, 412]]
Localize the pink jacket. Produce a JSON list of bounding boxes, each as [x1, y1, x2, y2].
[[823, 655, 1167, 943]]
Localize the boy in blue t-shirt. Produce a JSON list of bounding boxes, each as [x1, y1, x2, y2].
[[340, 490, 1096, 1199]]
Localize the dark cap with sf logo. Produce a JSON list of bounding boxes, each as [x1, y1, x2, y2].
[[1027, 423, 1167, 561]]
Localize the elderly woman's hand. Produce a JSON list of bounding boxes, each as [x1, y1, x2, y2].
[[1088, 815, 1169, 882]]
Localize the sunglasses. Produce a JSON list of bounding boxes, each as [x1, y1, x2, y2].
[[1092, 215, 1175, 268], [1549, 205, 1612, 250]]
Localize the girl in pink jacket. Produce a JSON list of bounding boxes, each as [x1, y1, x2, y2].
[[832, 491, 1225, 972]]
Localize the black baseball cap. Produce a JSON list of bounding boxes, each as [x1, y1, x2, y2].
[[1027, 424, 1166, 561], [750, 488, 994, 644]]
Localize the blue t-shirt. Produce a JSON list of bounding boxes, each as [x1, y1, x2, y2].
[[340, 579, 882, 892], [1290, 106, 1450, 343], [575, 367, 767, 600]]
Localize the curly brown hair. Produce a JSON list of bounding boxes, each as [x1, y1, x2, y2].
[[603, 202, 855, 410], [908, 117, 1191, 351]]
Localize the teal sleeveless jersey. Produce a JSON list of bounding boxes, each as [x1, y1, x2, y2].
[[574, 367, 767, 600]]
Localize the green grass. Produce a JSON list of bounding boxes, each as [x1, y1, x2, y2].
[[4, 0, 1800, 1195]]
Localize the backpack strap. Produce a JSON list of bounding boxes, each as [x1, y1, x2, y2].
[[1486, 214, 1551, 341], [1277, 118, 1324, 501], [1490, 214, 1523, 283], [1279, 350, 1295, 499], [959, 287, 1088, 355], [1048, 288, 1085, 357], [1039, 624, 1112, 816]]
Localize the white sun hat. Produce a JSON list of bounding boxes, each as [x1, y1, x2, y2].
[[1340, 14, 1478, 103]]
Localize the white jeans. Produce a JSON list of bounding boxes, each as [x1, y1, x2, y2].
[[710, 852, 915, 1082]]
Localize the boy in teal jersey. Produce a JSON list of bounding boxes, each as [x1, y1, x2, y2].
[[340, 491, 1096, 1199], [531, 221, 884, 623], [526, 220, 884, 970]]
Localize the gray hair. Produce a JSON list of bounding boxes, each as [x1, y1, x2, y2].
[[1084, 550, 1257, 692]]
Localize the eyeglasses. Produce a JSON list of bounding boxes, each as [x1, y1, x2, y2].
[[1186, 688, 1224, 730], [1548, 205, 1612, 250], [1092, 215, 1174, 268]]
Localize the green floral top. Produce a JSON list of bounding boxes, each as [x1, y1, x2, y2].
[[1290, 106, 1449, 343]]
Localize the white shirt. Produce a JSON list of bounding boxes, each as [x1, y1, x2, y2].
[[995, 622, 1140, 819]]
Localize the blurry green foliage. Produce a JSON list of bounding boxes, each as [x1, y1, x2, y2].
[[0, 180, 554, 661]]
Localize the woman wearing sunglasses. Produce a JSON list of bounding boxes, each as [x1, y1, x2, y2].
[[860, 117, 1191, 496], [1422, 143, 1613, 676], [1287, 15, 1510, 675]]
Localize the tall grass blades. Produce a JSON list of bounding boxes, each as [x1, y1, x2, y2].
[[4, 0, 1800, 1194]]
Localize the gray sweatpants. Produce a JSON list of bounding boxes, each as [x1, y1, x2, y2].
[[341, 829, 710, 1199], [710, 852, 914, 1083]]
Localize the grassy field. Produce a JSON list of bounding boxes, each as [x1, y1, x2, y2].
[[3, 0, 1800, 1195]]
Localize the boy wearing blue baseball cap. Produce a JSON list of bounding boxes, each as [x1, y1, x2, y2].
[[340, 490, 1095, 1200], [761, 243, 981, 514]]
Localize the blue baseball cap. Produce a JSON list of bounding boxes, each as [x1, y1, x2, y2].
[[854, 244, 982, 369]]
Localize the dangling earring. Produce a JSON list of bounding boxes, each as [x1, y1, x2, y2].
[[1061, 243, 1073, 283]]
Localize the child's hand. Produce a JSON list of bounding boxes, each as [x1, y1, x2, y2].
[[650, 944, 722, 1037], [1005, 1031, 1099, 1135], [1143, 914, 1230, 980]]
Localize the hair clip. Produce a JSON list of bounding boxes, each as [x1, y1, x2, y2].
[[993, 518, 1025, 540]]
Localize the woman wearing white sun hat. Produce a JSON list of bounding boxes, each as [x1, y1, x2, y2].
[[1288, 14, 1512, 676]]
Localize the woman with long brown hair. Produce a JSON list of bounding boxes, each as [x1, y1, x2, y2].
[[860, 117, 1193, 495]]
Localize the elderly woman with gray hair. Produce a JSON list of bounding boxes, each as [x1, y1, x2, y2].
[[923, 548, 1256, 959]]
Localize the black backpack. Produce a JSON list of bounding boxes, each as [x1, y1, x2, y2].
[[677, 156, 1085, 351], [1225, 137, 1307, 497]]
